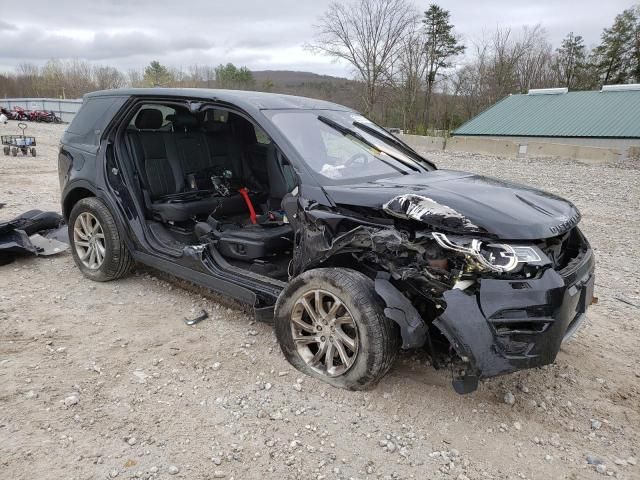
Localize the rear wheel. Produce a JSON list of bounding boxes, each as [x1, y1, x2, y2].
[[68, 197, 133, 281], [11, 147, 17, 156], [2, 146, 8, 155], [275, 268, 399, 390], [30, 147, 36, 157]]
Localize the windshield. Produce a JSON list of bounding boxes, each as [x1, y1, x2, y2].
[[265, 110, 434, 184]]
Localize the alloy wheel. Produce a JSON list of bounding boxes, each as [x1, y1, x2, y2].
[[73, 212, 106, 270], [290, 289, 359, 377]]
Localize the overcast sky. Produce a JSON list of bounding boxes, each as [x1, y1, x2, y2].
[[0, 0, 635, 77]]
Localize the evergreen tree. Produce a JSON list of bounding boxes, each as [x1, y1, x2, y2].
[[422, 4, 465, 128], [554, 32, 587, 88], [214, 63, 255, 89], [143, 61, 174, 87], [593, 6, 639, 84]]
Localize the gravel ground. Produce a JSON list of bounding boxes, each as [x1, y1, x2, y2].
[[1, 122, 639, 480]]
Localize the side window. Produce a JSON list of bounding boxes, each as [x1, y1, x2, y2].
[[255, 126, 271, 145], [129, 104, 177, 129], [66, 96, 126, 147]]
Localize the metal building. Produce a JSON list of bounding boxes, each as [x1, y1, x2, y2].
[[453, 85, 640, 159]]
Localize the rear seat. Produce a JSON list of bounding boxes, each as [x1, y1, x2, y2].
[[170, 112, 212, 177], [128, 108, 261, 223], [203, 115, 244, 178], [128, 108, 222, 223]]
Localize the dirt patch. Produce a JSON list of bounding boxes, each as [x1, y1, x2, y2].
[[1, 122, 639, 479]]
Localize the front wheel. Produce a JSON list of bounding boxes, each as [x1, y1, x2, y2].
[[274, 268, 400, 390], [68, 197, 133, 281]]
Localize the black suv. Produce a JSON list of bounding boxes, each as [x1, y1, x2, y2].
[[59, 89, 595, 393]]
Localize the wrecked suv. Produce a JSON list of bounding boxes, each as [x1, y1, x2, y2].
[[59, 89, 595, 393]]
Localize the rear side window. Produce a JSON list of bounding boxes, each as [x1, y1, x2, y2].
[[255, 126, 271, 145], [67, 96, 127, 148], [129, 104, 177, 129]]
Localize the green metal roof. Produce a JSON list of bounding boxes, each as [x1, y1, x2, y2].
[[453, 89, 640, 138]]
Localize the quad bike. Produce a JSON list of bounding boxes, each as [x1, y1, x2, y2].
[[1, 122, 36, 157], [36, 110, 62, 123], [8, 106, 28, 121]]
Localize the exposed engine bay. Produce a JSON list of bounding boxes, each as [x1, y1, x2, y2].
[[283, 191, 595, 393]]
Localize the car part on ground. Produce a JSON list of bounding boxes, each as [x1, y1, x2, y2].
[[0, 210, 68, 265], [184, 309, 209, 326]]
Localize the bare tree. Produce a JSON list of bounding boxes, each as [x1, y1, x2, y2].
[[513, 25, 553, 92], [126, 69, 144, 88], [94, 66, 125, 90], [395, 25, 428, 131], [310, 0, 416, 117]]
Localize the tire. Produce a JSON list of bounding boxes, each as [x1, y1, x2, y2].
[[30, 147, 36, 157], [3, 146, 8, 155], [11, 147, 17, 156], [68, 197, 133, 282], [275, 268, 400, 390]]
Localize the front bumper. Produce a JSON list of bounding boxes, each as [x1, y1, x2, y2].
[[434, 244, 595, 393]]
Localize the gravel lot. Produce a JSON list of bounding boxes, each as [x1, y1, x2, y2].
[[1, 122, 639, 480]]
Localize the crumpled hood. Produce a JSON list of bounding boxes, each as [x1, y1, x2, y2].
[[323, 169, 581, 240]]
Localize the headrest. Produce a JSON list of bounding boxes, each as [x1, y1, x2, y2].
[[135, 108, 163, 130], [173, 111, 198, 130]]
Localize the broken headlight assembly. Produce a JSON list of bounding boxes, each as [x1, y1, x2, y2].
[[432, 232, 542, 273]]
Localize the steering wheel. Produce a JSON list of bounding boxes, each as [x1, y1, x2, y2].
[[345, 152, 369, 167]]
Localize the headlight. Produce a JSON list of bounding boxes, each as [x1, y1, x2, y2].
[[511, 246, 541, 263], [432, 233, 540, 273]]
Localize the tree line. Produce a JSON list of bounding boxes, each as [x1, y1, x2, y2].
[[1, 1, 638, 133], [312, 0, 640, 133], [0, 60, 262, 100]]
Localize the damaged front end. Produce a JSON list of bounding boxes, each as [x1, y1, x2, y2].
[[288, 192, 595, 394]]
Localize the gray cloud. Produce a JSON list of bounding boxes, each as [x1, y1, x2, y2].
[[0, 20, 17, 31], [0, 0, 634, 76]]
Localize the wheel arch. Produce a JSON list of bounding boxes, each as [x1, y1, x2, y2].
[[62, 184, 96, 221]]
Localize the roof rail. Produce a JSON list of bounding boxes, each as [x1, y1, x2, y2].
[[527, 87, 568, 95], [601, 84, 640, 92]]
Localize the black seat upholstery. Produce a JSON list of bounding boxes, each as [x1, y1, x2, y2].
[[172, 111, 212, 176], [265, 143, 297, 208], [128, 108, 222, 223], [209, 222, 293, 260]]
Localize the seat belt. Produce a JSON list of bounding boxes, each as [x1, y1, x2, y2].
[[238, 187, 258, 224]]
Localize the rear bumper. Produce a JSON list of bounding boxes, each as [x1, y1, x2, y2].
[[434, 244, 595, 392]]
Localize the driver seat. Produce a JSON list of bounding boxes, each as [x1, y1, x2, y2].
[[195, 144, 296, 260]]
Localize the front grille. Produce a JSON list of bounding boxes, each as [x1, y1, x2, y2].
[[489, 306, 553, 335]]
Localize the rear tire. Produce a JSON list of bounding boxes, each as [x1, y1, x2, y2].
[[11, 147, 17, 156], [68, 197, 133, 282], [30, 147, 36, 157], [275, 268, 400, 390], [3, 146, 8, 155]]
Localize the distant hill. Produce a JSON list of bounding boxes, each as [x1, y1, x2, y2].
[[250, 70, 361, 112], [251, 70, 354, 87]]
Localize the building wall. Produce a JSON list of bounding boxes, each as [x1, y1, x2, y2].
[[477, 136, 640, 151], [399, 134, 640, 164]]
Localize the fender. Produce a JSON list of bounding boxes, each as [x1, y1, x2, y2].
[[374, 273, 427, 349]]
